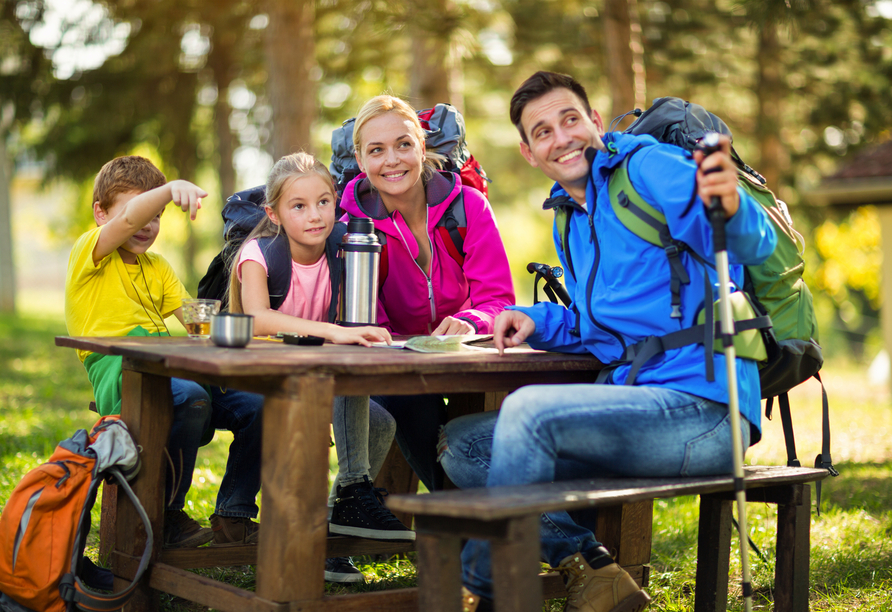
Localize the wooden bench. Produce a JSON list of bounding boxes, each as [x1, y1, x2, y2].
[[387, 465, 829, 612]]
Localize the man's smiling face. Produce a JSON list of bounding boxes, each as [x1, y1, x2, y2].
[[518, 88, 605, 200]]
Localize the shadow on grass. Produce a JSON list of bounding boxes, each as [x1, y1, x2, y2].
[[820, 460, 892, 514]]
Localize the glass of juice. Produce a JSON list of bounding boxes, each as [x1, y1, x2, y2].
[[181, 298, 221, 339]]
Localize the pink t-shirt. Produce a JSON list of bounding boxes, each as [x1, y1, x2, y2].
[[237, 239, 332, 321]]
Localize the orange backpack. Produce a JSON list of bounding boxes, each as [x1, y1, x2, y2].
[[0, 416, 152, 612]]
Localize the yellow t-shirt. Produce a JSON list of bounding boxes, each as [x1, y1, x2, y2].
[[65, 226, 189, 362]]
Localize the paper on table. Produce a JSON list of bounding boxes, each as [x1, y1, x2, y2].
[[369, 335, 494, 352], [403, 334, 494, 353], [370, 340, 408, 349]]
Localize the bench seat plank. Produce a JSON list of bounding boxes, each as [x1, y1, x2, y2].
[[388, 465, 828, 520]]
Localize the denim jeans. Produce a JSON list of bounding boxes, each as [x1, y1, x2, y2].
[[440, 383, 750, 599], [374, 394, 447, 491], [167, 378, 213, 510], [209, 386, 264, 519], [328, 397, 397, 508]]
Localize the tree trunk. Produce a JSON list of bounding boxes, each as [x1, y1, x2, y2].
[[409, 0, 459, 110], [603, 0, 645, 130], [756, 22, 783, 191], [209, 36, 237, 200], [265, 0, 316, 158], [0, 128, 16, 314]]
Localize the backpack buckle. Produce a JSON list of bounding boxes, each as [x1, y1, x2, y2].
[[670, 304, 682, 319], [59, 574, 76, 601], [664, 244, 680, 258]]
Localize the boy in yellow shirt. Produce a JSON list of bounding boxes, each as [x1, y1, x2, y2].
[[65, 156, 263, 548]]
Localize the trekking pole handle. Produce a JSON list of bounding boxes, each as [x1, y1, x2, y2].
[[696, 132, 727, 252]]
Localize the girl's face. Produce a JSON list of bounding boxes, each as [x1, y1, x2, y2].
[[266, 174, 336, 260], [355, 111, 425, 204]]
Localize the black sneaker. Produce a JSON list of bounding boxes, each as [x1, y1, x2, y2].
[[325, 557, 365, 583], [329, 477, 415, 541], [163, 509, 214, 548]]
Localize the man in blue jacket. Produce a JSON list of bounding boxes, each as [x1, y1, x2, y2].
[[439, 71, 777, 612]]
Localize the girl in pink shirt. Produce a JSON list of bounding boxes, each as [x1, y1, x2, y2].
[[228, 152, 413, 583]]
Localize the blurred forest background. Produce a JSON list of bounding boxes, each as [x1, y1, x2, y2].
[[1, 0, 891, 363]]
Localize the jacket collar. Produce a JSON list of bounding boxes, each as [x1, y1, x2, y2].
[[347, 171, 458, 221]]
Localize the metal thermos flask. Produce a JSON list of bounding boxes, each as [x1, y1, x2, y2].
[[339, 217, 382, 326]]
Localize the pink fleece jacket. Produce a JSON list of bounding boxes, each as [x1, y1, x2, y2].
[[339, 171, 515, 335]]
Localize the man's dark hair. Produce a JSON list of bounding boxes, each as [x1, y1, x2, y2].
[[509, 71, 592, 144]]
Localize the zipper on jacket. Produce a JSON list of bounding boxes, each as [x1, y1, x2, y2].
[[585, 190, 627, 353], [393, 209, 438, 327]]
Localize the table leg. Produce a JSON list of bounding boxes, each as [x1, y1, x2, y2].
[[255, 373, 334, 603], [118, 369, 173, 612]]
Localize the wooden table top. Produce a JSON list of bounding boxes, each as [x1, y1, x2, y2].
[[55, 335, 604, 379]]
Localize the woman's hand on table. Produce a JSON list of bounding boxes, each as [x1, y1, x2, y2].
[[431, 316, 476, 336]]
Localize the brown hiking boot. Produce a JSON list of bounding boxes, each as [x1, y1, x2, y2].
[[209, 513, 260, 546], [555, 554, 651, 612], [163, 509, 214, 548]]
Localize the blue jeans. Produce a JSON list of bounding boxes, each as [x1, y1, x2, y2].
[[167, 378, 213, 510], [209, 386, 264, 519], [439, 383, 750, 599]]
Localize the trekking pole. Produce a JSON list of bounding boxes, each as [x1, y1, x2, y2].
[[698, 132, 753, 612]]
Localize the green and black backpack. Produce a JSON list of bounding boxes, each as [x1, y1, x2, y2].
[[552, 97, 836, 490]]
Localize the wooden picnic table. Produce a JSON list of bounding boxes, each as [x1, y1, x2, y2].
[[55, 335, 604, 611]]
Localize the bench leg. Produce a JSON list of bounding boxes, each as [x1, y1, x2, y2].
[[416, 532, 463, 612], [775, 483, 811, 612], [695, 494, 733, 612], [491, 515, 542, 612]]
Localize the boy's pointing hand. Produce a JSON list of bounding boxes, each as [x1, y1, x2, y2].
[[169, 180, 209, 220]]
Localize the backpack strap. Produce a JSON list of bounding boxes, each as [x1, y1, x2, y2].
[[325, 223, 348, 324], [616, 314, 772, 386], [59, 468, 152, 611], [765, 372, 838, 514], [256, 234, 293, 311], [544, 194, 576, 281], [609, 154, 699, 320], [436, 191, 467, 267]]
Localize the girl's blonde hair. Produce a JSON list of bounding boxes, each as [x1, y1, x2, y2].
[[353, 95, 445, 183], [227, 152, 337, 314]]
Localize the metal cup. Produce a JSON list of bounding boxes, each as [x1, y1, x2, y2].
[[210, 313, 254, 348]]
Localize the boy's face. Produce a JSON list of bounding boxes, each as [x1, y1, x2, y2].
[[518, 87, 605, 199], [95, 190, 161, 257]]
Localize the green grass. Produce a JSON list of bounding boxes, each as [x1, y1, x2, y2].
[[1, 314, 891, 610]]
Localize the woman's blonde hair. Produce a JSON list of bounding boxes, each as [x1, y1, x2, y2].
[[227, 152, 337, 314], [353, 95, 445, 183]]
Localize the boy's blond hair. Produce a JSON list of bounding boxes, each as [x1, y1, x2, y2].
[[227, 152, 337, 314], [93, 156, 167, 212]]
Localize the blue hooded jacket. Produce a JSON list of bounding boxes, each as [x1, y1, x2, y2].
[[511, 132, 777, 442]]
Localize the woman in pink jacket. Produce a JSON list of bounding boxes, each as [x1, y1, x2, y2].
[[339, 95, 515, 490]]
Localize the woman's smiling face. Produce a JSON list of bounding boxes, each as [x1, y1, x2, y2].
[[355, 111, 426, 204]]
